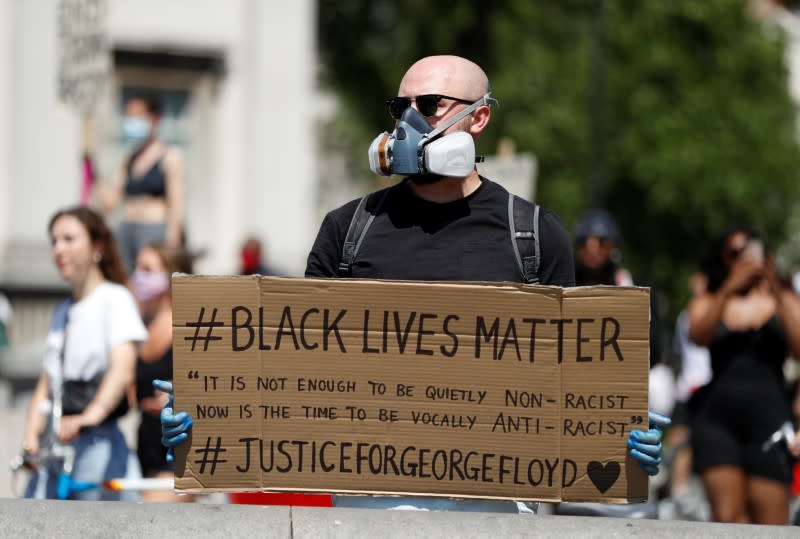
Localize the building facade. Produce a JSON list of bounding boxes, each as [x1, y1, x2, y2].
[[0, 0, 324, 287]]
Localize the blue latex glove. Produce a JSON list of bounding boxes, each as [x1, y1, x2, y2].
[[153, 379, 193, 463], [627, 411, 671, 476]]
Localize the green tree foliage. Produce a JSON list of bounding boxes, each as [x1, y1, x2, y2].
[[318, 0, 800, 319], [604, 2, 800, 309]]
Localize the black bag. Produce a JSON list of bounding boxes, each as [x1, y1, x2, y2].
[[61, 374, 129, 420], [56, 300, 128, 422]]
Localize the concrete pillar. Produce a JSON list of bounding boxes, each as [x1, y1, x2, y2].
[[0, 0, 10, 259], [2, 1, 79, 285], [243, 0, 317, 276]]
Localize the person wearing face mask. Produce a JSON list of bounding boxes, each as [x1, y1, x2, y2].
[[21, 207, 146, 500], [239, 236, 280, 276], [158, 55, 670, 513], [305, 56, 577, 285], [130, 244, 193, 502], [96, 94, 186, 273]]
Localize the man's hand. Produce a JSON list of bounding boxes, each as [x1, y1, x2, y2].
[[627, 411, 671, 476], [153, 379, 193, 462]]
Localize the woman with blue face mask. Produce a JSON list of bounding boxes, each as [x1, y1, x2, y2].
[[96, 94, 186, 274]]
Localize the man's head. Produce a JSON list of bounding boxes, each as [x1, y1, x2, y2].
[[396, 55, 493, 141], [240, 236, 264, 275], [574, 209, 622, 272], [369, 56, 497, 180]]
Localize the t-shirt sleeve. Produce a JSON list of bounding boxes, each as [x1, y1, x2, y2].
[[538, 209, 576, 287], [107, 285, 147, 348], [305, 199, 360, 278]]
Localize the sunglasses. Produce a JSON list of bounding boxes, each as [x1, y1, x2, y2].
[[385, 94, 475, 120], [724, 246, 745, 261]]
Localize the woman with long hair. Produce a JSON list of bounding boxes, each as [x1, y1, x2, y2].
[[688, 225, 800, 523], [130, 243, 193, 502], [21, 206, 147, 500]]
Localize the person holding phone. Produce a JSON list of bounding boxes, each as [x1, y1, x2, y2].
[[688, 225, 800, 524]]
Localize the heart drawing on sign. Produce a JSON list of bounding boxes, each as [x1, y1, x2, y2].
[[587, 461, 620, 494]]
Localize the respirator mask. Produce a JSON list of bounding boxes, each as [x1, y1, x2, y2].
[[368, 93, 498, 178]]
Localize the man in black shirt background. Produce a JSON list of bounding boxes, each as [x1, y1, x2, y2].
[[573, 208, 663, 368]]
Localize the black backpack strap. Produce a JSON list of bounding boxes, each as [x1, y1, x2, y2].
[[508, 193, 541, 284], [338, 188, 390, 277]]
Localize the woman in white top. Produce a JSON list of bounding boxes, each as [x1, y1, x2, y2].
[[22, 206, 147, 500]]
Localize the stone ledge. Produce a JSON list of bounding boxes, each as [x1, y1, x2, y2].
[[0, 498, 797, 538]]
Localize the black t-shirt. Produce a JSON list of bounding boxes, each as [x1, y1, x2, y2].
[[305, 177, 575, 286]]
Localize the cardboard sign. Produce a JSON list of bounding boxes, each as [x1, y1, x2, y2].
[[171, 276, 650, 503]]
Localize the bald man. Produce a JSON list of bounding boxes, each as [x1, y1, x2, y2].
[[305, 56, 572, 512], [305, 55, 575, 285], [161, 56, 667, 514]]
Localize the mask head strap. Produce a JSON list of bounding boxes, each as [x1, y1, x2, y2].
[[423, 93, 499, 143]]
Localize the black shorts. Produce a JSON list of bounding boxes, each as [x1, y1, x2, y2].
[[671, 400, 690, 427], [689, 383, 794, 485], [137, 414, 173, 477]]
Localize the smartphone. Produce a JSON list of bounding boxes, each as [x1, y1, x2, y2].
[[742, 239, 765, 265]]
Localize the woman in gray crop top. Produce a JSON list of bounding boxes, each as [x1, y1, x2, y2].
[[96, 94, 186, 273]]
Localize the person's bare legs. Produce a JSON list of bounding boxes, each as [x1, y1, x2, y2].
[[668, 426, 692, 496], [746, 476, 788, 524], [702, 465, 748, 523], [141, 471, 195, 503]]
